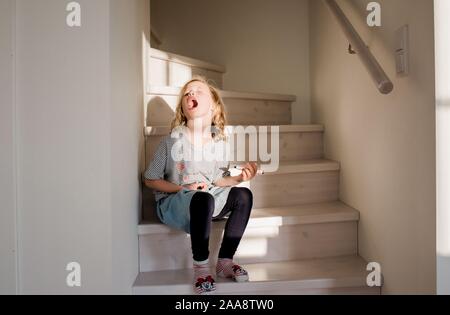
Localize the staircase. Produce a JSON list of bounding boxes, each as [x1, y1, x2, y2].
[[133, 48, 381, 295]]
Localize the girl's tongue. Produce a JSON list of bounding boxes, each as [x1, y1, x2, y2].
[[189, 99, 198, 109]]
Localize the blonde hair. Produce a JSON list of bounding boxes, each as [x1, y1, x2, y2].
[[170, 76, 228, 141]]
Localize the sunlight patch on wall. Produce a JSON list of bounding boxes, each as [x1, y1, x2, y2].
[[169, 61, 193, 87]]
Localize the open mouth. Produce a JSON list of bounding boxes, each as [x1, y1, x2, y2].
[[189, 99, 199, 110]]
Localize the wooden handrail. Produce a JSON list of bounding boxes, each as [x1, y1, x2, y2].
[[324, 0, 394, 94]]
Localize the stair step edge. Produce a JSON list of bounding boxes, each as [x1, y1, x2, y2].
[[150, 48, 226, 73], [145, 125, 324, 136], [138, 201, 358, 236], [141, 160, 339, 178], [266, 160, 340, 174], [132, 255, 372, 294], [148, 85, 297, 102]]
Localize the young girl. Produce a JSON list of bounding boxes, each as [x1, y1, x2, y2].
[[144, 77, 258, 295]]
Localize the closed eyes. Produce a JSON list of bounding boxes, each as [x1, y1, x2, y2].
[[184, 89, 204, 97]]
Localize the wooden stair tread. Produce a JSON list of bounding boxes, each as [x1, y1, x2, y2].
[[150, 48, 226, 73], [145, 124, 324, 136], [148, 85, 296, 102], [132, 255, 373, 295], [138, 201, 358, 235], [141, 160, 339, 185], [268, 159, 339, 174]]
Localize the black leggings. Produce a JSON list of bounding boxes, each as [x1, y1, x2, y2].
[[189, 187, 253, 262]]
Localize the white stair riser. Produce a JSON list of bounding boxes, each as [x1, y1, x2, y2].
[[138, 221, 357, 272], [149, 57, 224, 89], [145, 131, 324, 168], [145, 94, 292, 126], [251, 171, 339, 208], [141, 171, 339, 220], [224, 98, 292, 126]]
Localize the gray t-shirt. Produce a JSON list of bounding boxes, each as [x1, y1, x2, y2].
[[144, 131, 232, 217]]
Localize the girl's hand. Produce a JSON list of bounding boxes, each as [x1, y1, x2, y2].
[[238, 162, 258, 182], [183, 182, 208, 191]]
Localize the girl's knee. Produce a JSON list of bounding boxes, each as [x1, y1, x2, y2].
[[232, 187, 253, 207], [190, 191, 215, 213]]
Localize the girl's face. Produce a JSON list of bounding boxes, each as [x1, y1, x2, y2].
[[181, 81, 215, 121]]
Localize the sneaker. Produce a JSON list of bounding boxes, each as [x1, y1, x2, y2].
[[194, 275, 216, 295], [216, 260, 249, 283]]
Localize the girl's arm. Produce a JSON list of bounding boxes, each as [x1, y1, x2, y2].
[[214, 175, 244, 187], [145, 179, 209, 193], [145, 179, 183, 193], [214, 162, 258, 187]]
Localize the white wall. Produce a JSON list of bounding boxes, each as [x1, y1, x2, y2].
[[435, 0, 450, 295], [110, 0, 149, 294], [13, 0, 147, 294], [151, 0, 311, 124], [16, 0, 112, 294], [0, 0, 17, 295], [310, 0, 436, 294]]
